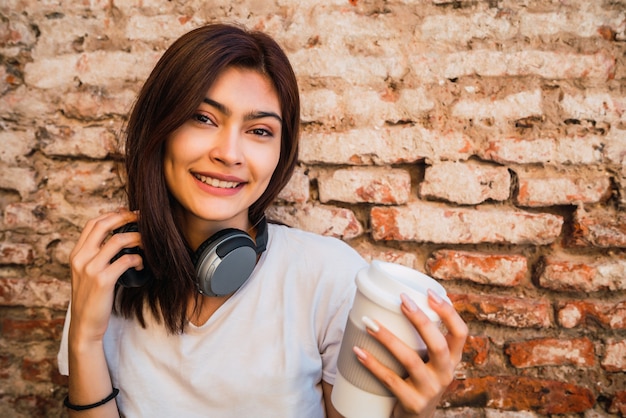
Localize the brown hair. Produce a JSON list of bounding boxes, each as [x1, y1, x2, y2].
[[116, 23, 300, 333]]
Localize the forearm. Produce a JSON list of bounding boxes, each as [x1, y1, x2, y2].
[[67, 337, 119, 417]]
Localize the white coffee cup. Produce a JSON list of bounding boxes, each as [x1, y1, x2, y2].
[[331, 260, 450, 418]]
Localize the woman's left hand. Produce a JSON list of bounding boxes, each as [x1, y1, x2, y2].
[[353, 290, 468, 418]]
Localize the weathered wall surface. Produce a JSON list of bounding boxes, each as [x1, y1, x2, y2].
[[1, 0, 625, 417]]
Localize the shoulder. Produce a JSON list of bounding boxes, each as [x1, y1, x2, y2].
[[263, 223, 367, 289], [267, 223, 365, 264]]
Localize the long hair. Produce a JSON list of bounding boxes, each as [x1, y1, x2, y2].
[[116, 23, 300, 333]]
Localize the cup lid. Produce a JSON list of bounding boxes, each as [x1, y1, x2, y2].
[[356, 260, 450, 321]]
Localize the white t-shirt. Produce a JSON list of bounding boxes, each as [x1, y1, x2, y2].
[[58, 224, 367, 417]]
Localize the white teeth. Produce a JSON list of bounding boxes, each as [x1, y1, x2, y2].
[[194, 174, 240, 189]]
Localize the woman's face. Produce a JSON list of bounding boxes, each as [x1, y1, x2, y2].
[[164, 67, 282, 244]]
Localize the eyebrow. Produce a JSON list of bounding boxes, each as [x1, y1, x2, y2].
[[202, 97, 283, 124]]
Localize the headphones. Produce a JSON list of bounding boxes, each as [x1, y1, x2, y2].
[[113, 217, 268, 297], [193, 217, 268, 296]]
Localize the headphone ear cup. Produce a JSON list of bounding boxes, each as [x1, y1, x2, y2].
[[194, 229, 257, 296]]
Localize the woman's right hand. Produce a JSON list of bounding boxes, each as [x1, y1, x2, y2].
[[68, 209, 142, 344]]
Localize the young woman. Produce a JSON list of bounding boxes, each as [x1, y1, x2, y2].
[[58, 23, 468, 417]]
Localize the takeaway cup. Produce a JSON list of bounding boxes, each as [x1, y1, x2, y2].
[[331, 260, 450, 418]]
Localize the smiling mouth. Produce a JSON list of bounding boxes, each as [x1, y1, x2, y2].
[[193, 173, 242, 189]]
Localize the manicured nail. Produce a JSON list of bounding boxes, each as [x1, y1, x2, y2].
[[362, 316, 379, 333], [400, 292, 418, 312], [428, 289, 443, 304], [353, 346, 368, 361]]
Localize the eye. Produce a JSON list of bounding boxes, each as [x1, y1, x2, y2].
[[249, 128, 274, 137], [192, 113, 215, 126]]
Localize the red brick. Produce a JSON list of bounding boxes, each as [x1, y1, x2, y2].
[[21, 357, 56, 382], [443, 376, 595, 414], [538, 256, 626, 292], [601, 340, 626, 372], [569, 206, 626, 248], [3, 394, 65, 418], [504, 337, 595, 368], [450, 293, 552, 328], [0, 355, 11, 379], [462, 335, 489, 367], [426, 250, 527, 287], [1, 318, 65, 341], [557, 300, 626, 330], [371, 201, 563, 245], [609, 390, 626, 416]]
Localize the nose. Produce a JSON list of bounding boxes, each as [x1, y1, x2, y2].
[[209, 125, 243, 166]]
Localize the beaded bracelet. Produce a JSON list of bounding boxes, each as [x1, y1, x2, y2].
[[63, 388, 119, 411]]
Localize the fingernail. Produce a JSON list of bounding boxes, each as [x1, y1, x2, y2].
[[353, 346, 367, 361], [362, 316, 379, 333], [428, 289, 443, 304], [400, 292, 418, 312]]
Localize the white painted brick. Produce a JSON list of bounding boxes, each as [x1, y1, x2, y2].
[[40, 125, 118, 159], [561, 93, 626, 124], [540, 256, 626, 293], [277, 166, 309, 203], [0, 242, 34, 265], [0, 276, 70, 310], [52, 239, 75, 266], [24, 50, 161, 89], [317, 167, 411, 204], [601, 340, 626, 371], [33, 14, 105, 57], [44, 161, 122, 197], [481, 135, 604, 165], [125, 14, 200, 41], [289, 47, 406, 82], [267, 203, 363, 240], [515, 168, 612, 207], [452, 90, 542, 122], [0, 86, 56, 120], [300, 127, 473, 165], [519, 10, 626, 39], [301, 87, 434, 127], [351, 242, 419, 270], [62, 88, 137, 120], [605, 128, 626, 166], [442, 50, 615, 80], [0, 129, 36, 164], [300, 89, 340, 123], [371, 200, 563, 245], [420, 161, 510, 205], [0, 164, 37, 199], [1, 11, 38, 47], [3, 202, 55, 233], [420, 11, 515, 43]]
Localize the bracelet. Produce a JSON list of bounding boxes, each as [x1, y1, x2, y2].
[[63, 388, 119, 411]]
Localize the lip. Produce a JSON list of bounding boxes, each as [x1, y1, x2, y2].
[[191, 171, 246, 196]]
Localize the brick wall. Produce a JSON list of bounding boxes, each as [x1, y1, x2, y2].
[[1, 1, 625, 417]]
